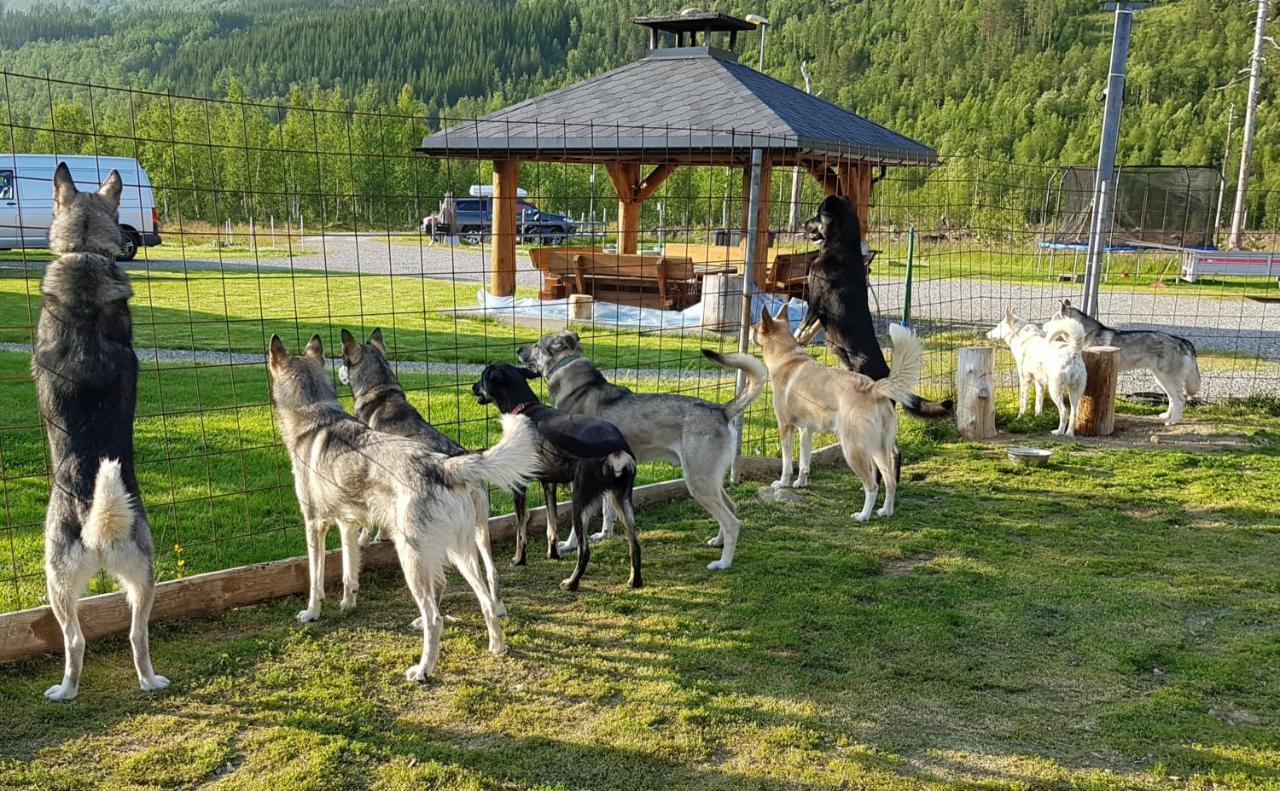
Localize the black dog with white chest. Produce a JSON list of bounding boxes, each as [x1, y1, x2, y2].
[[473, 363, 640, 591], [796, 194, 952, 421]]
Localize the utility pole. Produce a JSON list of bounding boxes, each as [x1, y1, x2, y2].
[[1228, 0, 1270, 249], [1082, 3, 1144, 317], [1214, 104, 1235, 239], [788, 61, 814, 231]]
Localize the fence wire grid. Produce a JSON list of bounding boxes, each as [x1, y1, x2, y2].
[[1, 70, 1276, 612]]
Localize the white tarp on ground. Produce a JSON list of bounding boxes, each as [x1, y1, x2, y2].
[[475, 287, 812, 332]]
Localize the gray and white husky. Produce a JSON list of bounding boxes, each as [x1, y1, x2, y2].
[[268, 334, 537, 681], [987, 310, 1087, 437], [33, 163, 168, 700], [337, 328, 503, 616], [1053, 299, 1201, 426]]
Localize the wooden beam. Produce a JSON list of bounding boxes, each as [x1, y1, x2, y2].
[[837, 163, 873, 240], [634, 163, 678, 203], [490, 158, 520, 296], [0, 478, 694, 665], [605, 163, 642, 254], [806, 163, 840, 196]]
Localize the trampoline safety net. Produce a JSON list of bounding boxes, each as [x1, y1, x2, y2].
[[1046, 166, 1221, 249]]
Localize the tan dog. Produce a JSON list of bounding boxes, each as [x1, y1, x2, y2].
[[755, 305, 923, 521]]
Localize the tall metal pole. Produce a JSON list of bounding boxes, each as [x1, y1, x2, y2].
[[1229, 0, 1270, 249], [788, 62, 814, 231], [1215, 104, 1235, 240], [1082, 4, 1140, 317], [730, 148, 764, 484]]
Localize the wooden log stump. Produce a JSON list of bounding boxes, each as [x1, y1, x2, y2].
[[1075, 345, 1119, 436], [956, 346, 996, 440], [568, 293, 594, 321]]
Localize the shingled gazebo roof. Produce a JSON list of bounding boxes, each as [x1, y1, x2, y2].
[[416, 47, 938, 167]]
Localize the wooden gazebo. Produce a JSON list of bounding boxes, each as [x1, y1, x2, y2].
[[416, 12, 938, 298]]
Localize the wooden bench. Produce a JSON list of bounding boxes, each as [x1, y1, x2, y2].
[[761, 249, 878, 299], [529, 248, 701, 310]]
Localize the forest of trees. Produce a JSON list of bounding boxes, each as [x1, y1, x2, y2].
[[0, 0, 1270, 233]]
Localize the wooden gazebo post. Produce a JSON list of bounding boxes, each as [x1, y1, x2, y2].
[[605, 163, 678, 255], [491, 158, 520, 296], [739, 155, 773, 290]]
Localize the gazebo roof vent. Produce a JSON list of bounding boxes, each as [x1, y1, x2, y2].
[[632, 10, 756, 54]]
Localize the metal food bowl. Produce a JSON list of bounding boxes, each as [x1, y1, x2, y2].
[[1006, 447, 1052, 467]]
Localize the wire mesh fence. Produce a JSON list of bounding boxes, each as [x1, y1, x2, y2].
[[1, 69, 1276, 613]]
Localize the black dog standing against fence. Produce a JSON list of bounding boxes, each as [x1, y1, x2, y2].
[[796, 194, 953, 421], [472, 363, 641, 592]]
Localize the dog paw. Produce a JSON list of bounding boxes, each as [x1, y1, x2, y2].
[[794, 476, 810, 488], [876, 506, 894, 518], [852, 512, 871, 522], [489, 639, 508, 656], [1158, 410, 1171, 420], [770, 479, 789, 490], [589, 530, 613, 543], [1051, 428, 1063, 436], [706, 559, 731, 571], [140, 675, 170, 692], [706, 534, 725, 548], [510, 556, 527, 567], [404, 664, 428, 683], [43, 683, 78, 701], [409, 616, 424, 630], [559, 577, 580, 592], [555, 540, 578, 555], [494, 600, 508, 618], [339, 595, 357, 612], [296, 608, 320, 624]]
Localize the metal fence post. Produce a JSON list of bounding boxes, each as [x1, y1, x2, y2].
[[1082, 3, 1141, 317], [903, 225, 916, 326], [730, 147, 764, 484]]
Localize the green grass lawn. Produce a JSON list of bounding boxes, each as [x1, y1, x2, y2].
[[0, 399, 1277, 789]]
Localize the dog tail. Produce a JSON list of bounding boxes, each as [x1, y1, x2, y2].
[[602, 450, 636, 480], [1044, 317, 1087, 355], [83, 458, 136, 550], [443, 413, 539, 492], [701, 349, 768, 422], [1185, 346, 1201, 397], [875, 324, 925, 406]]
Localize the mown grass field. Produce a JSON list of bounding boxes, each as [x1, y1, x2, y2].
[[0, 397, 1277, 790]]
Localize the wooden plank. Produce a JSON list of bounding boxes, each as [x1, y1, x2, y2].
[[0, 479, 690, 665], [807, 163, 840, 196], [490, 158, 520, 296], [635, 163, 677, 202]]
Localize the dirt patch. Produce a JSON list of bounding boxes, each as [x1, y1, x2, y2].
[[989, 415, 1254, 453], [882, 552, 938, 577]]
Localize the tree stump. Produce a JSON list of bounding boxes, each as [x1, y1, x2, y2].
[[568, 293, 594, 321], [956, 346, 996, 440], [1074, 345, 1119, 436]]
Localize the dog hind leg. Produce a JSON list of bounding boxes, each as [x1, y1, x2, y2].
[[1152, 368, 1186, 425], [451, 544, 507, 656], [772, 423, 794, 489], [43, 541, 95, 701], [112, 539, 169, 692], [543, 482, 560, 560], [609, 489, 642, 589], [840, 433, 878, 522], [338, 521, 361, 611], [685, 459, 740, 571], [470, 486, 504, 617], [397, 537, 443, 681], [511, 487, 529, 566], [795, 427, 813, 488], [297, 518, 328, 623]]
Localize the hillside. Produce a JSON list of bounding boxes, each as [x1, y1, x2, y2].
[[0, 0, 1268, 225]]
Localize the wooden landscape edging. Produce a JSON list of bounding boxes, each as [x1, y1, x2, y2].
[[0, 448, 845, 665]]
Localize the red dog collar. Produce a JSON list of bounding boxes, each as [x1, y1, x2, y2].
[[509, 401, 537, 415]]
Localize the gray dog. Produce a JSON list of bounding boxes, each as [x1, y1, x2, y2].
[[518, 332, 767, 571], [33, 163, 168, 700], [1053, 299, 1201, 425], [337, 328, 503, 614], [269, 334, 536, 681]]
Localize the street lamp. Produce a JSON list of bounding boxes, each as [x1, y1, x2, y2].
[[745, 13, 769, 71]]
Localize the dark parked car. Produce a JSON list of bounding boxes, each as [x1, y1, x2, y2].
[[421, 198, 576, 244]]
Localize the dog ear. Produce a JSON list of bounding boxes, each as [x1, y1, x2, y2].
[[773, 303, 789, 322], [1004, 307, 1015, 323], [564, 330, 580, 349], [304, 334, 324, 363], [97, 169, 122, 212], [368, 327, 386, 352], [340, 329, 359, 361], [268, 335, 288, 370], [758, 304, 773, 330], [53, 162, 77, 209]]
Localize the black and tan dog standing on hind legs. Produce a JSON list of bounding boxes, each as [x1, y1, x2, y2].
[[795, 195, 952, 422], [33, 163, 169, 700]]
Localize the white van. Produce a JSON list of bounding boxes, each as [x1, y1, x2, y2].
[[0, 154, 161, 261]]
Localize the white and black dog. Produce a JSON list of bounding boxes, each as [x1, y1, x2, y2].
[[472, 363, 639, 592], [268, 334, 537, 681], [33, 163, 169, 700], [1054, 299, 1201, 425]]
